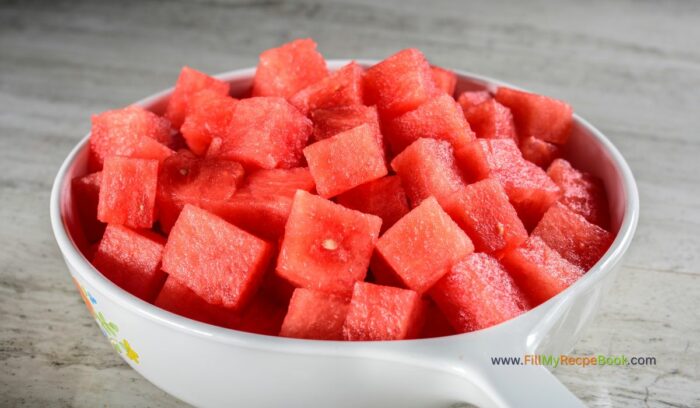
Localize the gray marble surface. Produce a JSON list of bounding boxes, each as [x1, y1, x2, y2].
[[1, 0, 698, 407]]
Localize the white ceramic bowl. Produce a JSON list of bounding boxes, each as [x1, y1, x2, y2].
[[50, 61, 639, 408]]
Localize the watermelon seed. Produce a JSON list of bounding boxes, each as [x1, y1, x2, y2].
[[179, 168, 189, 176], [497, 222, 505, 236], [321, 239, 338, 251]]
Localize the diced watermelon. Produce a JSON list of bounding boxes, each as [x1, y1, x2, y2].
[[310, 105, 382, 147], [165, 66, 230, 129], [232, 288, 288, 336], [336, 176, 410, 234], [304, 124, 388, 198], [161, 205, 273, 310], [519, 136, 560, 168], [180, 90, 237, 155], [532, 203, 614, 270], [97, 157, 158, 229], [89, 105, 174, 171], [279, 288, 350, 340], [457, 92, 517, 141], [391, 138, 468, 208], [455, 138, 560, 229], [376, 197, 474, 294], [92, 224, 166, 302], [363, 48, 439, 118], [430, 253, 529, 333], [547, 159, 610, 229], [206, 97, 312, 169], [430, 65, 457, 96], [155, 276, 238, 328], [419, 300, 457, 338], [444, 178, 527, 257], [342, 282, 423, 341], [243, 167, 316, 196], [276, 191, 382, 295], [156, 150, 245, 233], [502, 235, 585, 305], [495, 87, 573, 145], [369, 251, 405, 287], [290, 61, 363, 115], [72, 172, 105, 243], [385, 93, 475, 155], [252, 38, 328, 98]]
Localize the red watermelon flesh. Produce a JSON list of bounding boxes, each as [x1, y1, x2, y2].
[[243, 167, 315, 197], [92, 224, 166, 302], [342, 282, 423, 341], [455, 138, 561, 229], [89, 105, 174, 171], [161, 205, 273, 310], [430, 253, 529, 333], [97, 157, 159, 229], [180, 90, 237, 155], [430, 65, 457, 96], [232, 288, 289, 336], [419, 300, 457, 338], [252, 38, 328, 98], [279, 288, 350, 340], [369, 251, 405, 288], [547, 159, 610, 229], [310, 105, 382, 147], [276, 191, 382, 295], [520, 136, 560, 168], [155, 276, 238, 328], [385, 93, 475, 155], [72, 171, 105, 243], [532, 203, 613, 270], [457, 92, 517, 141], [165, 66, 230, 129], [336, 175, 410, 234], [376, 197, 474, 294], [391, 138, 468, 209], [290, 61, 363, 115], [495, 87, 573, 145], [206, 97, 312, 170], [502, 235, 585, 306], [304, 124, 388, 198], [444, 178, 527, 257], [156, 150, 245, 233], [363, 48, 439, 119]]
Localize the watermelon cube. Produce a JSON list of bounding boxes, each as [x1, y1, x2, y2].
[[165, 66, 230, 129], [457, 92, 517, 141], [206, 97, 313, 170], [252, 38, 328, 98], [444, 178, 527, 257], [336, 175, 410, 234], [89, 105, 174, 171], [161, 205, 273, 309], [342, 282, 423, 341], [242, 167, 315, 197], [304, 124, 388, 198], [155, 276, 238, 328], [92, 224, 166, 302], [419, 300, 457, 338], [391, 138, 468, 208], [180, 90, 238, 155], [502, 235, 585, 305], [495, 87, 573, 145], [72, 172, 105, 243], [97, 157, 158, 229], [519, 136, 560, 168], [369, 251, 405, 287], [547, 158, 610, 229], [363, 48, 439, 118], [430, 65, 457, 96], [455, 138, 560, 229], [376, 197, 474, 294], [156, 150, 245, 233], [232, 289, 289, 336], [279, 288, 350, 340], [532, 203, 614, 270], [290, 61, 364, 115], [276, 191, 382, 295], [385, 93, 475, 155], [310, 105, 382, 146], [431, 253, 529, 333]]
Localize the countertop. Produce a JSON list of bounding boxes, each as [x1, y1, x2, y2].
[[1, 0, 698, 406]]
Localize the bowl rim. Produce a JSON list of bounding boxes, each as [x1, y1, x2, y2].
[[50, 60, 639, 353]]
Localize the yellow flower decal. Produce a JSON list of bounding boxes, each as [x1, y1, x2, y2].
[[120, 339, 140, 364]]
